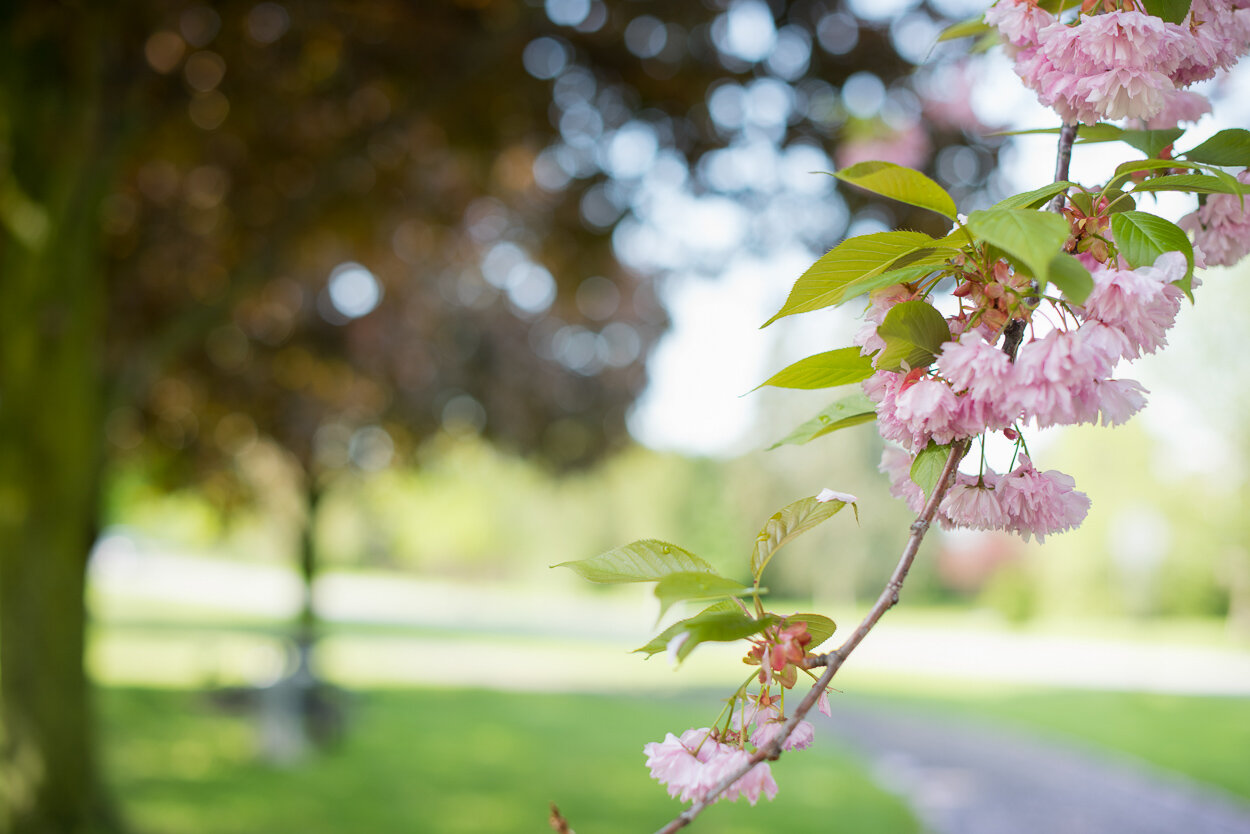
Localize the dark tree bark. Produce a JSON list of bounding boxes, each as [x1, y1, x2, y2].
[[0, 9, 121, 831]]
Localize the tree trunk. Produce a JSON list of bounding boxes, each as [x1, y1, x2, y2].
[[0, 11, 119, 832], [0, 175, 115, 834]]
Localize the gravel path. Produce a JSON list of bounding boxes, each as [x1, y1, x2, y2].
[[821, 704, 1250, 834]]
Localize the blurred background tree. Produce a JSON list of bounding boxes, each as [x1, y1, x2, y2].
[[0, 0, 1000, 830]]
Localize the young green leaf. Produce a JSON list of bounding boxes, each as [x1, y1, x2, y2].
[[833, 160, 959, 220], [966, 208, 1070, 285], [991, 181, 1079, 211], [756, 347, 875, 390], [654, 573, 755, 619], [763, 231, 935, 326], [1181, 128, 1250, 167], [766, 391, 877, 450], [1103, 158, 1200, 193], [635, 608, 779, 661], [554, 540, 718, 584], [1140, 0, 1193, 24], [1110, 211, 1195, 287], [834, 262, 943, 306], [938, 14, 990, 41], [910, 441, 956, 496], [778, 613, 837, 649], [1047, 251, 1094, 306], [874, 299, 952, 372], [750, 495, 853, 582], [1128, 174, 1250, 196]]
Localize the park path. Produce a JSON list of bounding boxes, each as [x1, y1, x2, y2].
[[821, 703, 1250, 834]]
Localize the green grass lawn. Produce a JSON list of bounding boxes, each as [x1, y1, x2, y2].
[[102, 686, 919, 834], [846, 683, 1250, 800]]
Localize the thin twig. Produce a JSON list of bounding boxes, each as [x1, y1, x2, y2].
[[650, 440, 969, 834], [549, 803, 576, 834]]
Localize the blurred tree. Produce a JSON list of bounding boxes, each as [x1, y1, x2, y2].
[[0, 0, 998, 830]]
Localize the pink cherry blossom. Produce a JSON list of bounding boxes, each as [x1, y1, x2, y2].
[[864, 370, 914, 449], [1008, 325, 1121, 428], [1005, 9, 1200, 124], [705, 749, 779, 805], [644, 730, 711, 802], [752, 718, 815, 752], [995, 454, 1091, 542], [936, 332, 1018, 432], [1179, 170, 1250, 267], [1167, 0, 1250, 87], [1143, 88, 1212, 128], [880, 445, 926, 514], [817, 689, 832, 717], [1082, 252, 1185, 358], [940, 474, 1009, 531], [984, 0, 1055, 51], [892, 376, 972, 448], [1091, 378, 1149, 426], [854, 285, 914, 356], [643, 729, 779, 805]]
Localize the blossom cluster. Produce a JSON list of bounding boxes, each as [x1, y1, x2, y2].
[[1180, 170, 1250, 266], [643, 623, 829, 806], [986, 0, 1250, 126], [643, 728, 779, 806], [859, 249, 1188, 541]]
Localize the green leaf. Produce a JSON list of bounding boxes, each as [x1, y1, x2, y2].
[[835, 262, 942, 306], [779, 613, 837, 649], [833, 161, 958, 220], [1077, 124, 1127, 143], [1047, 252, 1093, 306], [1128, 174, 1250, 196], [875, 300, 951, 372], [910, 442, 955, 496], [832, 233, 965, 306], [654, 573, 755, 619], [554, 540, 717, 584], [938, 15, 990, 41], [992, 181, 1079, 211], [635, 608, 779, 661], [767, 392, 877, 450], [1119, 128, 1186, 158], [750, 495, 853, 582], [756, 347, 875, 390], [764, 232, 936, 325], [1013, 124, 1184, 157], [1140, 0, 1192, 24], [966, 208, 1070, 285], [1182, 128, 1250, 167], [1192, 163, 1247, 208], [1103, 158, 1200, 193], [1110, 211, 1194, 289], [763, 231, 935, 326]]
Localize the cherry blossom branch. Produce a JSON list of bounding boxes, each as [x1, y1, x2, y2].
[[649, 440, 970, 834], [1006, 121, 1079, 358], [1047, 121, 1079, 213]]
